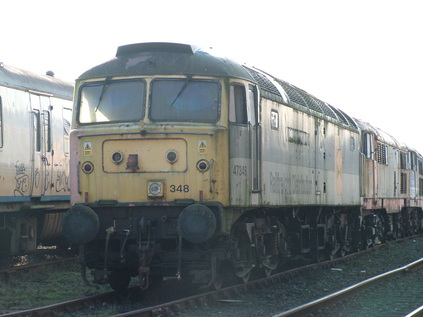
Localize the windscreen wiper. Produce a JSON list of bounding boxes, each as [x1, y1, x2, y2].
[[170, 75, 192, 107], [95, 82, 109, 112]]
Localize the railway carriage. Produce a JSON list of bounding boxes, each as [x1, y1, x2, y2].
[[62, 43, 423, 291], [0, 63, 73, 256]]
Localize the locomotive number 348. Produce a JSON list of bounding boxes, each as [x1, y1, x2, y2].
[[170, 185, 190, 192]]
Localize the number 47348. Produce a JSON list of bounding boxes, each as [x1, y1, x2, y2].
[[170, 185, 190, 192]]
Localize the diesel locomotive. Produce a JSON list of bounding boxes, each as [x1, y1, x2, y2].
[[62, 43, 423, 291], [0, 63, 73, 257]]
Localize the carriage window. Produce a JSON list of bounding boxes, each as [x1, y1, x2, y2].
[[43, 110, 51, 152], [78, 80, 145, 124], [33, 110, 41, 152], [229, 84, 247, 124], [30, 94, 42, 152], [150, 78, 220, 122], [63, 107, 72, 155], [0, 96, 3, 148]]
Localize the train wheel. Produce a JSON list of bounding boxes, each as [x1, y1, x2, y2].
[[316, 250, 327, 263], [211, 256, 227, 290], [264, 267, 273, 277], [231, 224, 254, 284], [234, 263, 253, 284], [329, 242, 340, 260], [212, 273, 223, 290], [326, 214, 341, 260], [396, 224, 404, 239], [109, 270, 131, 291], [240, 270, 251, 283], [257, 233, 280, 276]]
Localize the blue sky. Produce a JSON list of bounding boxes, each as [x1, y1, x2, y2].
[[3, 0, 422, 152]]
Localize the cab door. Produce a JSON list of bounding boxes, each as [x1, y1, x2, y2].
[[229, 83, 261, 206], [29, 92, 53, 197], [247, 85, 261, 205]]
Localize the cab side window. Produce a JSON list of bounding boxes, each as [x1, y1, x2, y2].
[[248, 85, 258, 125], [229, 84, 247, 124], [363, 133, 373, 159]]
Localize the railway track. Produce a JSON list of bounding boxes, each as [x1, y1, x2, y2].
[[0, 256, 77, 281], [0, 244, 387, 317], [274, 257, 423, 316], [0, 290, 119, 317], [1, 236, 423, 316]]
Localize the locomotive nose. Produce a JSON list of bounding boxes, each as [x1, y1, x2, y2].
[[177, 204, 216, 244], [62, 205, 100, 244]]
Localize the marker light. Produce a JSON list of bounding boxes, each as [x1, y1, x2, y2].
[[81, 161, 94, 174], [196, 159, 210, 172]]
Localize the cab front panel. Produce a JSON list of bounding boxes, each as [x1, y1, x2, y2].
[[76, 131, 228, 205]]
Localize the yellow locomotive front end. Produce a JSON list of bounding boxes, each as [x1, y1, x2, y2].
[[62, 43, 255, 290], [77, 112, 227, 208]]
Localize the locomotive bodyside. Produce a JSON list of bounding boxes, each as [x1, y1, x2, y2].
[[257, 82, 361, 207], [228, 67, 362, 264], [357, 119, 423, 238], [0, 64, 73, 256]]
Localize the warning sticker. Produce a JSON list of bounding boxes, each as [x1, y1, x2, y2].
[[198, 140, 207, 154], [84, 142, 92, 156]]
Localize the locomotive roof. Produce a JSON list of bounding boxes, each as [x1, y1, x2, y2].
[[78, 42, 255, 82], [77, 42, 357, 130], [354, 118, 408, 151], [0, 63, 73, 100]]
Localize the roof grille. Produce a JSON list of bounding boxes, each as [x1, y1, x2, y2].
[[277, 80, 307, 107], [329, 106, 358, 129], [247, 68, 281, 97]]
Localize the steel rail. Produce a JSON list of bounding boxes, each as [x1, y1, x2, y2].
[[0, 257, 76, 280], [272, 257, 423, 317]]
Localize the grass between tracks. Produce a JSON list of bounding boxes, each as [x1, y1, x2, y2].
[[0, 261, 118, 316]]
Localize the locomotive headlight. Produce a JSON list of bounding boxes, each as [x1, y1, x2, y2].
[[111, 151, 123, 164], [166, 150, 178, 164], [148, 181, 164, 197]]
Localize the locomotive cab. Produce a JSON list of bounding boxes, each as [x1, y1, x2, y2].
[[63, 43, 248, 289]]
